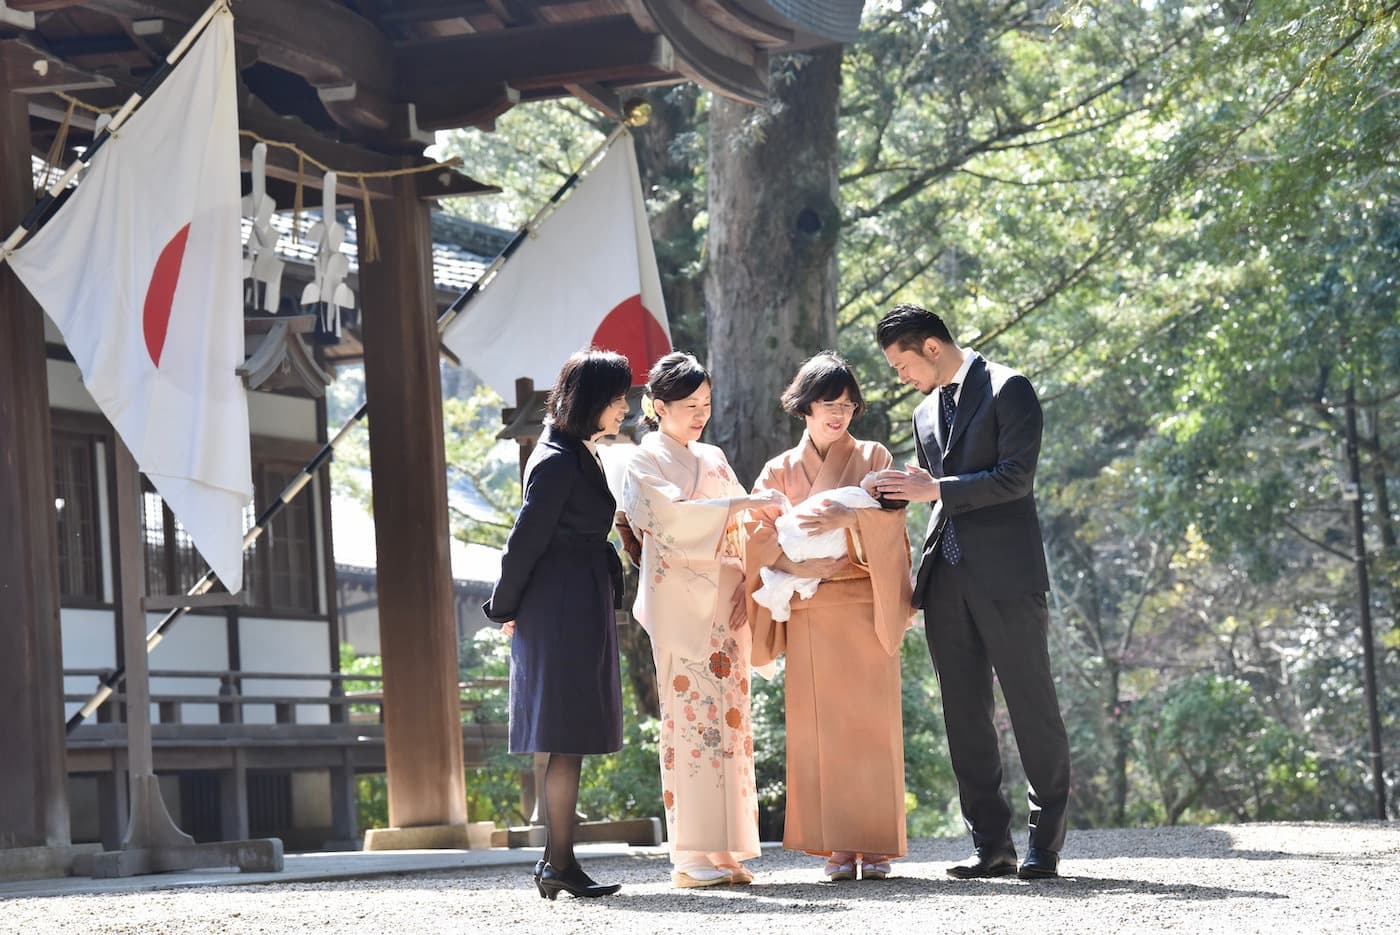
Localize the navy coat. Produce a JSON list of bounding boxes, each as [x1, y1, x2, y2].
[[483, 427, 624, 755]]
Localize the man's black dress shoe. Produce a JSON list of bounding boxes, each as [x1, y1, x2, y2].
[[947, 847, 1018, 879], [1017, 846, 1060, 879]]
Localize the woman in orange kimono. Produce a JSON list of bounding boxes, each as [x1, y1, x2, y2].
[[745, 352, 914, 882]]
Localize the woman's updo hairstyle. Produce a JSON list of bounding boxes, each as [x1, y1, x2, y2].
[[642, 352, 710, 429]]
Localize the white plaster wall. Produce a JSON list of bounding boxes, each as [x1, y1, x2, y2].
[[145, 611, 227, 725], [47, 358, 100, 415], [61, 608, 118, 720], [239, 617, 333, 725]]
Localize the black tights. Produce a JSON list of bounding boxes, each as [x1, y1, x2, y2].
[[541, 753, 583, 871]]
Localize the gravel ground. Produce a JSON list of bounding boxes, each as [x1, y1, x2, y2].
[[4, 823, 1396, 935]]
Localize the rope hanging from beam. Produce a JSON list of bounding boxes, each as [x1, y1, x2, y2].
[[47, 90, 467, 261]]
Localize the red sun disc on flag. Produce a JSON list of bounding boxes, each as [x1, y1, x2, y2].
[[143, 222, 192, 368], [591, 294, 671, 385]]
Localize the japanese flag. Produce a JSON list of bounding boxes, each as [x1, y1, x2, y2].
[[442, 133, 671, 395], [8, 10, 251, 593]]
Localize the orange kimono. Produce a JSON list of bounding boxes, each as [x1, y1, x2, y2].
[[746, 432, 913, 858]]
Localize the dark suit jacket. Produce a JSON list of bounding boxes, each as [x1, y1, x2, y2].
[[912, 353, 1049, 606]]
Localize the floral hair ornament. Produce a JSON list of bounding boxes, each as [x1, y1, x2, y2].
[[641, 393, 657, 421]]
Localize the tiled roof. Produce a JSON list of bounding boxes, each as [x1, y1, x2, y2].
[[245, 209, 509, 295]]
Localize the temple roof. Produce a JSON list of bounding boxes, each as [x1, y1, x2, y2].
[[11, 0, 868, 188]]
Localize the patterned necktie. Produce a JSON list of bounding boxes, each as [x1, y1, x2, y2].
[[938, 383, 962, 565], [939, 383, 959, 439]]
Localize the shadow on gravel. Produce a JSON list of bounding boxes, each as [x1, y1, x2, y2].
[[597, 873, 1284, 914], [1063, 826, 1367, 863]]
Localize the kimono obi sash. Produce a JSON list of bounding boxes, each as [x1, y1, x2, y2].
[[542, 533, 624, 610]]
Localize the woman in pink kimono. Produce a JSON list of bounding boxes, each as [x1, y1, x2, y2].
[[619, 352, 784, 888], [745, 352, 914, 882]]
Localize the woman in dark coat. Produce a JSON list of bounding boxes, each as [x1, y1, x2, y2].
[[484, 349, 632, 900]]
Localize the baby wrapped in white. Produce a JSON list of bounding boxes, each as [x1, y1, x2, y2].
[[752, 485, 881, 622]]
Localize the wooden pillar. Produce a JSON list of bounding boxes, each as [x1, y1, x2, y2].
[[218, 752, 250, 842], [356, 173, 467, 840], [96, 756, 130, 852], [0, 89, 71, 852], [328, 751, 358, 848]]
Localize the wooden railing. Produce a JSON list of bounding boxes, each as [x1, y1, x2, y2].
[[62, 668, 509, 727]]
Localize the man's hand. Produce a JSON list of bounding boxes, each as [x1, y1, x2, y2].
[[871, 463, 941, 503], [798, 499, 856, 534]]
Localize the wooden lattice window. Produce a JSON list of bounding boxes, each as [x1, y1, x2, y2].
[[243, 462, 319, 614], [140, 479, 205, 598], [137, 452, 321, 613], [52, 431, 104, 602]]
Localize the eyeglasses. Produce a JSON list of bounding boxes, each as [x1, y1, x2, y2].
[[814, 401, 858, 415]]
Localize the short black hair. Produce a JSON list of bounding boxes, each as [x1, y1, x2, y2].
[[781, 351, 866, 418], [876, 303, 955, 351], [643, 351, 710, 429], [546, 349, 633, 440]]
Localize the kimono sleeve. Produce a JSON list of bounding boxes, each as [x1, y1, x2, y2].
[[620, 451, 731, 558], [744, 460, 789, 667], [847, 445, 913, 655], [482, 451, 575, 623]]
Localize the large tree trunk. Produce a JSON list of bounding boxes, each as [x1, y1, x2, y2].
[[632, 85, 707, 355], [704, 49, 844, 484]]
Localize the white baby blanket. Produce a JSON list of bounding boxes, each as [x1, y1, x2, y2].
[[752, 485, 880, 622]]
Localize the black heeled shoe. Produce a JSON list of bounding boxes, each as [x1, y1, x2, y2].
[[536, 861, 622, 900], [531, 859, 546, 897]]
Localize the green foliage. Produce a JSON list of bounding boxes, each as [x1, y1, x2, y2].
[[356, 774, 389, 832], [337, 646, 389, 830], [1134, 673, 1326, 825], [749, 663, 788, 839], [578, 703, 663, 823]]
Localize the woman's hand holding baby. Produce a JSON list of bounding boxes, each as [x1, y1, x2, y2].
[[797, 499, 857, 534]]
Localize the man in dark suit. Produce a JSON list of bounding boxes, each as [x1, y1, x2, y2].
[[869, 303, 1071, 880]]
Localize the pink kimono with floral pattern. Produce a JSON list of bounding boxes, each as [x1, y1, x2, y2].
[[621, 430, 759, 864]]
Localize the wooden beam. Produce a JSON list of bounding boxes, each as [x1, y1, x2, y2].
[[633, 0, 768, 103], [316, 81, 394, 133], [27, 85, 492, 201], [8, 1, 88, 10], [565, 82, 623, 120], [0, 38, 114, 94], [236, 90, 494, 201], [698, 0, 794, 47], [396, 15, 673, 94], [410, 81, 519, 133], [85, 0, 396, 130]]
